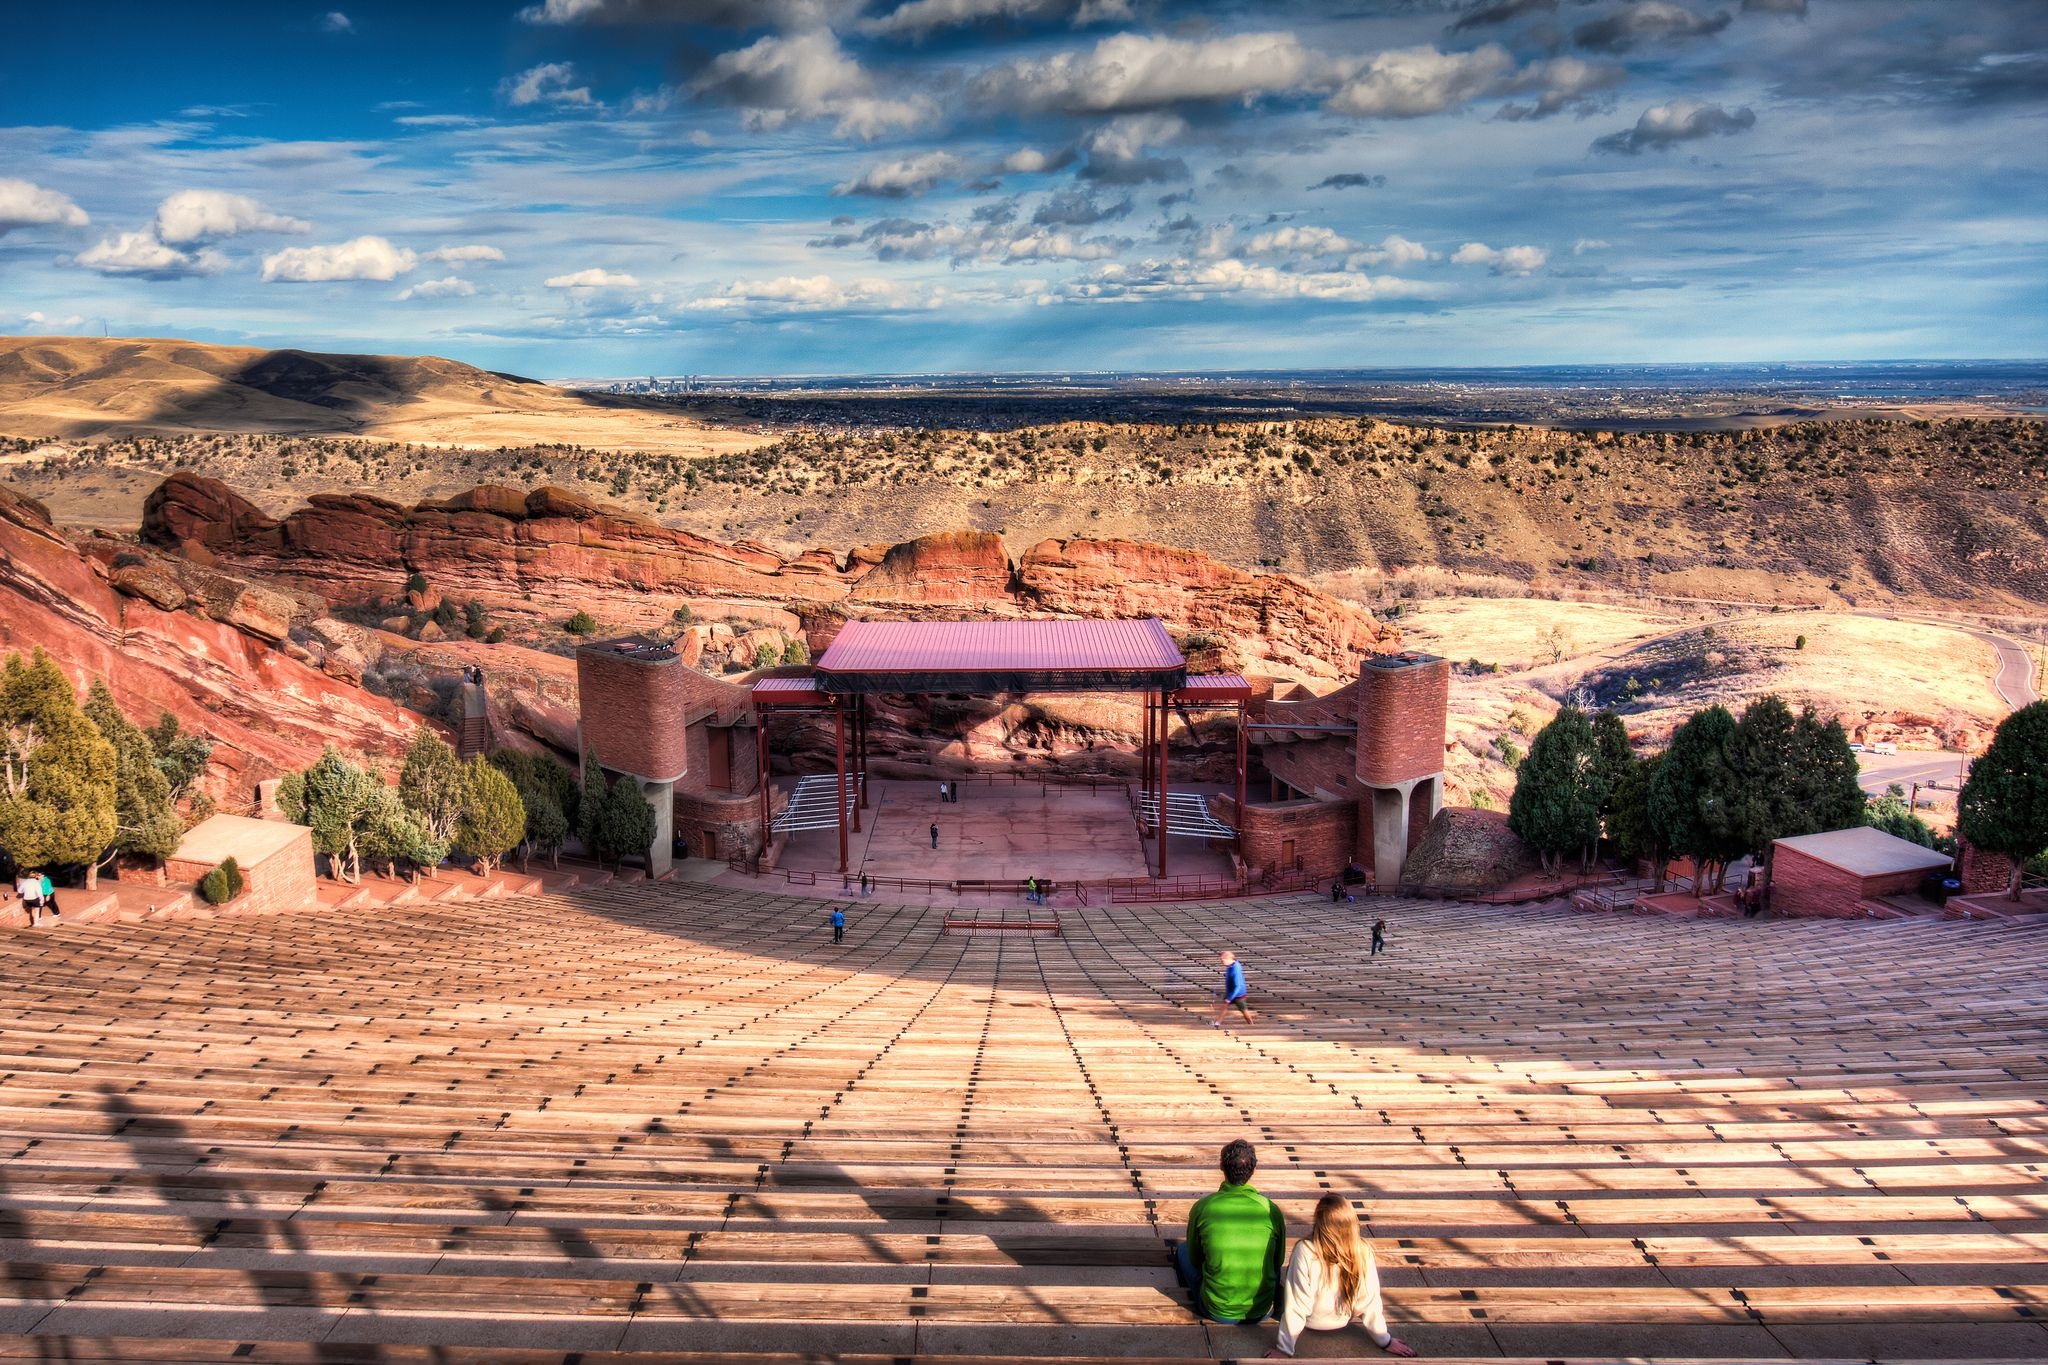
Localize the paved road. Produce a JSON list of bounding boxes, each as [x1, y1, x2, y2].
[[1856, 749, 1969, 799], [1979, 629, 2041, 709]]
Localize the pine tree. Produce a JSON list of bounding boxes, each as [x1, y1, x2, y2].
[[82, 680, 183, 875], [145, 712, 213, 803], [578, 747, 606, 854], [596, 776, 656, 870], [454, 757, 525, 877], [519, 784, 569, 870], [398, 730, 466, 844], [1958, 701, 2048, 900], [1728, 696, 1866, 877], [360, 788, 446, 881], [1590, 710, 1634, 815], [1607, 751, 1667, 887], [1650, 704, 1747, 893], [0, 650, 117, 881], [287, 746, 391, 884], [1507, 706, 1604, 874]]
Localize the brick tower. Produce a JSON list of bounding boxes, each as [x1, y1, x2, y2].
[[1355, 652, 1450, 889], [576, 637, 690, 877]]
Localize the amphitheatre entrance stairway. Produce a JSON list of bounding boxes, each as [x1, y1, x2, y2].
[[0, 883, 2045, 1363]]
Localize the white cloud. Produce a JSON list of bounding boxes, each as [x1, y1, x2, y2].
[[862, 0, 1131, 39], [75, 231, 225, 279], [971, 31, 1314, 114], [503, 62, 596, 108], [1354, 233, 1433, 268], [1001, 147, 1072, 174], [519, 0, 857, 24], [1591, 98, 1757, 153], [1573, 237, 1611, 255], [1245, 225, 1359, 260], [546, 268, 640, 288], [153, 190, 308, 244], [1062, 255, 1438, 305], [1451, 241, 1548, 273], [398, 276, 477, 300], [321, 11, 353, 32], [1326, 44, 1515, 118], [688, 273, 936, 315], [693, 30, 932, 139], [422, 244, 506, 264], [0, 179, 89, 236], [835, 151, 969, 198], [261, 235, 419, 282]]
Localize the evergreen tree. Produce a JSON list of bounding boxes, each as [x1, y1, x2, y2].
[[145, 712, 213, 802], [82, 680, 183, 874], [454, 757, 525, 876], [1958, 701, 2048, 900], [578, 747, 606, 853], [596, 776, 657, 870], [398, 730, 466, 844], [1508, 706, 1604, 874], [1607, 751, 1667, 887], [1650, 704, 1746, 893], [360, 788, 446, 881], [1728, 696, 1867, 876], [519, 784, 569, 870], [1590, 710, 1634, 815], [286, 746, 390, 884], [0, 649, 117, 880]]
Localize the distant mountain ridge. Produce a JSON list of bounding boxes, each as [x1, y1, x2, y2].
[[0, 336, 581, 439]]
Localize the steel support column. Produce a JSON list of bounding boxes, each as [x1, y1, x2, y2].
[[834, 703, 849, 874], [1235, 699, 1249, 863], [756, 710, 771, 857], [1156, 694, 1170, 878]]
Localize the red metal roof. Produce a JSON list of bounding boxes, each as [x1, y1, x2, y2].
[[817, 618, 1184, 675], [752, 674, 830, 706], [1176, 673, 1252, 703]]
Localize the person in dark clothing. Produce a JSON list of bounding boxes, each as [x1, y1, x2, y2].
[[1171, 1139, 1284, 1324], [859, 871, 869, 897], [930, 822, 939, 850], [1330, 880, 1343, 904], [1370, 919, 1386, 955], [830, 907, 845, 943]]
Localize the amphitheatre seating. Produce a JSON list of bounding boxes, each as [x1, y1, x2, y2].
[[0, 883, 2045, 1363]]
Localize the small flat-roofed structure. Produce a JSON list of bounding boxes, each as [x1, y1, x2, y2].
[[1771, 825, 1955, 918], [163, 814, 315, 917]]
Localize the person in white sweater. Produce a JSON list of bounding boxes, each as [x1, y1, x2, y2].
[[1263, 1194, 1416, 1358]]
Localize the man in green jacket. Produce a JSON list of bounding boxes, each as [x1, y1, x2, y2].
[[1172, 1139, 1285, 1322]]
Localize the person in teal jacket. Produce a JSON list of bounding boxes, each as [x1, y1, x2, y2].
[[1172, 1139, 1285, 1322]]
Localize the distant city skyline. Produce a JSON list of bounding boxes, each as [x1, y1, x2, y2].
[[4, 1, 2044, 375]]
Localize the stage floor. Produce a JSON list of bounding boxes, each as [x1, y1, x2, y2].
[[774, 778, 1236, 883]]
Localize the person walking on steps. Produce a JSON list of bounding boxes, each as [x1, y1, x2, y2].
[[859, 870, 869, 898], [1371, 918, 1386, 956], [1215, 951, 1252, 1027], [930, 821, 940, 850], [39, 872, 58, 922], [1171, 1139, 1285, 1328], [1264, 1193, 1415, 1358], [830, 906, 846, 944], [15, 871, 43, 928]]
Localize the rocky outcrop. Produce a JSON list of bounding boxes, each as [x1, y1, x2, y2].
[[142, 473, 1395, 681], [851, 531, 1014, 608], [1, 481, 424, 800], [1400, 807, 1540, 891]]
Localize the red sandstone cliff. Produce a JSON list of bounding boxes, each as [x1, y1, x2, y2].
[[145, 473, 1396, 682], [0, 483, 423, 799]]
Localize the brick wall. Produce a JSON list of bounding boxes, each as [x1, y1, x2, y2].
[[164, 825, 316, 917], [674, 789, 763, 861], [1767, 844, 1870, 918], [1217, 795, 1357, 878], [1356, 654, 1450, 788], [576, 644, 691, 782], [1957, 839, 2018, 895]]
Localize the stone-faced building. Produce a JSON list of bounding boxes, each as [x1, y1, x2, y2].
[[575, 636, 761, 875]]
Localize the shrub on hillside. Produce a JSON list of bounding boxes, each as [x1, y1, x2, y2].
[[565, 611, 598, 636]]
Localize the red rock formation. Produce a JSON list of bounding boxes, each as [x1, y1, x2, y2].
[[142, 473, 1395, 680], [1, 483, 423, 800]]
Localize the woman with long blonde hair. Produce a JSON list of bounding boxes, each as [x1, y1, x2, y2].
[[1264, 1193, 1416, 1358]]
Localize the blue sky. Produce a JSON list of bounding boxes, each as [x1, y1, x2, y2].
[[3, 0, 2044, 376]]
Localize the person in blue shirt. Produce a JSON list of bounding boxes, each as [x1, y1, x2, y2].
[[1215, 951, 1252, 1028], [830, 906, 846, 943]]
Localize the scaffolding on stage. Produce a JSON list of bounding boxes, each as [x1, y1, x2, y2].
[[1135, 788, 1238, 841], [771, 773, 860, 834]]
